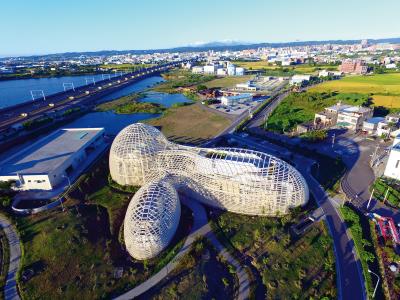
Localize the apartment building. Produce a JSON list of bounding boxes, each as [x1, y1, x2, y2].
[[339, 59, 368, 74], [314, 102, 373, 131]]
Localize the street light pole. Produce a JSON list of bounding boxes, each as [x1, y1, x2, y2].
[[383, 188, 390, 204], [368, 269, 380, 298], [370, 145, 379, 166], [367, 188, 375, 210]]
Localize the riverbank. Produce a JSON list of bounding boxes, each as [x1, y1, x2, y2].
[[95, 93, 165, 114], [151, 69, 214, 94]]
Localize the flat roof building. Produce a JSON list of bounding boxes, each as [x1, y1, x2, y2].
[[363, 117, 385, 134], [384, 136, 400, 180], [314, 102, 373, 131], [340, 59, 368, 74], [0, 128, 105, 191], [290, 74, 311, 85], [220, 93, 253, 106]]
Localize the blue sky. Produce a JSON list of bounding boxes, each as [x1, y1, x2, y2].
[[1, 0, 400, 56]]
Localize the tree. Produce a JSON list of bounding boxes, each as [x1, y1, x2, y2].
[[0, 195, 11, 208], [222, 277, 229, 287], [361, 251, 375, 263], [196, 84, 207, 92]]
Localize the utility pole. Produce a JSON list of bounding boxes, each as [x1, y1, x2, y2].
[[383, 188, 390, 204], [367, 188, 375, 210], [370, 145, 380, 166]]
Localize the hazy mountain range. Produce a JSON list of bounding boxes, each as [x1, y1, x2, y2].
[[3, 37, 400, 60]]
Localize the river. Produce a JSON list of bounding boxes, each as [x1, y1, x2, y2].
[[0, 75, 192, 159], [0, 73, 123, 109], [3, 75, 191, 134]]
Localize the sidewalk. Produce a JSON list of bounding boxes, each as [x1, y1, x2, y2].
[[0, 214, 21, 300]]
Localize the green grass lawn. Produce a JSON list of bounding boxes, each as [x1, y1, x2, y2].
[[371, 177, 400, 208], [340, 205, 382, 299], [95, 93, 165, 114], [16, 154, 193, 299], [310, 73, 400, 109], [233, 61, 339, 75], [152, 69, 215, 93], [147, 103, 231, 145], [139, 239, 237, 300], [266, 91, 369, 133], [211, 207, 336, 299], [0, 228, 10, 300]]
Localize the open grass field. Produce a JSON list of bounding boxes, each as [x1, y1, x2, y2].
[[153, 69, 215, 93], [212, 207, 336, 299], [205, 75, 253, 89], [367, 95, 400, 109], [310, 73, 400, 95], [16, 155, 193, 299], [309, 73, 400, 109], [139, 239, 237, 300], [147, 103, 231, 144], [233, 61, 338, 74], [266, 92, 369, 132]]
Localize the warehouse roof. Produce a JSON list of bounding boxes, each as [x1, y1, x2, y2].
[[0, 128, 104, 175]]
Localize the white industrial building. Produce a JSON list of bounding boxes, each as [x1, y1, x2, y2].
[[203, 65, 217, 74], [290, 74, 312, 85], [217, 68, 227, 76], [194, 62, 245, 76], [191, 66, 203, 74], [235, 82, 257, 91], [318, 70, 343, 78], [0, 128, 105, 190], [384, 135, 400, 180], [220, 93, 253, 106], [227, 64, 236, 76], [236, 67, 245, 76]]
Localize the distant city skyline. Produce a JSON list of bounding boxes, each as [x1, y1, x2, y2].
[[2, 0, 400, 57]]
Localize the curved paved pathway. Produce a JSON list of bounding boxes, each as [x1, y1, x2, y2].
[[0, 213, 21, 300], [114, 197, 250, 300]]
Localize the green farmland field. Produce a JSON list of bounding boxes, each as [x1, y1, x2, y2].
[[310, 73, 400, 108]]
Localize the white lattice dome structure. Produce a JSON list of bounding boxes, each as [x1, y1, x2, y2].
[[124, 180, 180, 260], [111, 123, 309, 259], [109, 123, 169, 186]]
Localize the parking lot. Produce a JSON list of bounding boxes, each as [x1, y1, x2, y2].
[[208, 98, 264, 115]]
